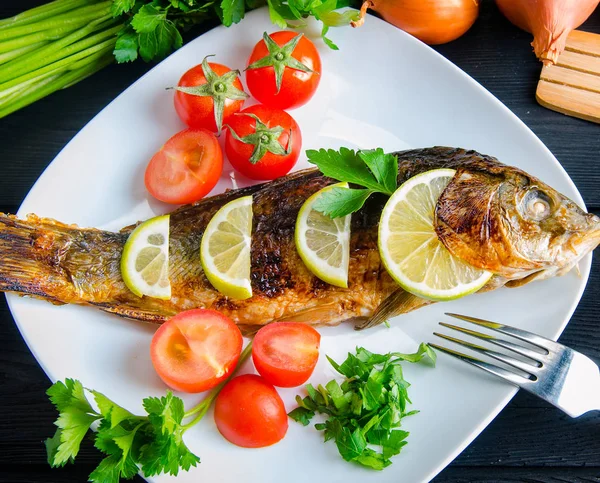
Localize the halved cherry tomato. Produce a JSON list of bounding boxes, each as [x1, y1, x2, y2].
[[225, 104, 302, 180], [174, 57, 247, 132], [245, 31, 321, 110], [214, 374, 288, 448], [252, 322, 320, 387], [150, 309, 243, 393], [145, 128, 223, 204]]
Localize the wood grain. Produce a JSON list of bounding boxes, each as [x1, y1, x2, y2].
[[537, 80, 600, 124], [557, 50, 600, 76], [541, 65, 600, 94], [536, 30, 600, 124], [0, 1, 599, 483], [566, 29, 600, 57]]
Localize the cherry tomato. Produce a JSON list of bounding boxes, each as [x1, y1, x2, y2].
[[225, 105, 302, 180], [252, 322, 320, 387], [174, 58, 247, 132], [214, 374, 288, 448], [246, 31, 321, 110], [150, 309, 243, 393], [144, 128, 223, 205]]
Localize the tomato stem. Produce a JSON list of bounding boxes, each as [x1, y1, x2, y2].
[[181, 341, 253, 431]]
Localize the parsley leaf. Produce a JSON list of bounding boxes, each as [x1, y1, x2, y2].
[[221, 0, 246, 26], [290, 344, 436, 470], [131, 5, 166, 33], [359, 148, 398, 195], [288, 407, 314, 426], [307, 147, 400, 218], [336, 427, 366, 461], [138, 20, 182, 62], [111, 0, 136, 17], [313, 187, 373, 219], [114, 27, 139, 63], [266, 0, 289, 29], [45, 379, 100, 467], [392, 342, 438, 365], [307, 148, 381, 191]]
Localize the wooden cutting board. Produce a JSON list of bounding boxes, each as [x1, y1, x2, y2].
[[536, 30, 600, 124]]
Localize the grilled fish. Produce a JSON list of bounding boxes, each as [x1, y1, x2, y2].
[[1, 147, 599, 332]]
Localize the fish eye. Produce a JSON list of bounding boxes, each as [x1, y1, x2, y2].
[[520, 189, 553, 221]]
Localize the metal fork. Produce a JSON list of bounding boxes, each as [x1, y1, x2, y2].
[[431, 313, 600, 417]]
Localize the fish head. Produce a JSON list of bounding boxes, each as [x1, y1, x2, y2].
[[435, 162, 600, 282]]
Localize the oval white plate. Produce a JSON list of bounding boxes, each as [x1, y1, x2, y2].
[[7, 8, 591, 483]]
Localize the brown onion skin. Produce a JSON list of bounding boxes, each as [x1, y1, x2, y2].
[[495, 0, 599, 64], [371, 0, 480, 45]]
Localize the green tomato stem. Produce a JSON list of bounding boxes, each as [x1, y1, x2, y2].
[[0, 0, 95, 30], [0, 1, 112, 41], [182, 341, 253, 430]]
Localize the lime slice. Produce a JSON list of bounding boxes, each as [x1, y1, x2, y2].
[[378, 169, 492, 301], [201, 196, 253, 300], [121, 214, 171, 300], [295, 182, 351, 288]]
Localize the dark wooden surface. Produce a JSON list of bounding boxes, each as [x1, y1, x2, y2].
[[1, 1, 599, 482]]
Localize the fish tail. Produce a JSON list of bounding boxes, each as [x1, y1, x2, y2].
[[0, 213, 80, 303]]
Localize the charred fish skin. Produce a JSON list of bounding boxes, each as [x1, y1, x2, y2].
[[0, 147, 598, 332]]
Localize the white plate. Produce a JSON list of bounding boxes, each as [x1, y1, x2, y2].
[[7, 8, 591, 483]]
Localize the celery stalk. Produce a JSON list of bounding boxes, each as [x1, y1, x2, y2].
[[0, 0, 96, 30], [0, 41, 47, 65], [0, 52, 113, 118], [0, 18, 120, 83], [0, 22, 94, 54], [0, 39, 115, 92], [0, 2, 112, 41]]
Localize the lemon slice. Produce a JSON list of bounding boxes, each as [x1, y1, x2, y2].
[[121, 214, 171, 299], [201, 196, 253, 300], [295, 182, 351, 288], [378, 169, 492, 301]]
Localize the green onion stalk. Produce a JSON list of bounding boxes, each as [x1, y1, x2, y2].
[[0, 0, 122, 118]]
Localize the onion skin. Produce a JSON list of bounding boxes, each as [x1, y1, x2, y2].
[[496, 0, 600, 64], [369, 0, 480, 45]]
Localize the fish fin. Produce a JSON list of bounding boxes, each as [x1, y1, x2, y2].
[[0, 213, 78, 302], [354, 289, 430, 330], [91, 302, 171, 324], [271, 302, 354, 327]]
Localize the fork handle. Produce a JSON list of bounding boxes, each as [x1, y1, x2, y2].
[[563, 355, 600, 418]]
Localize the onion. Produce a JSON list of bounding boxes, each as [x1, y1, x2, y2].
[[352, 0, 480, 45], [496, 0, 600, 64]]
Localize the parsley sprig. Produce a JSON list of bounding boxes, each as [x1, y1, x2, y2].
[[112, 0, 359, 64], [46, 343, 252, 481], [289, 343, 436, 470], [306, 147, 399, 218]]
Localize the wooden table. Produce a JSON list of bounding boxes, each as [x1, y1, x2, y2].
[[1, 1, 599, 481]]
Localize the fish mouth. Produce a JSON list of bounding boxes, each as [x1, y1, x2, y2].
[[574, 213, 600, 255]]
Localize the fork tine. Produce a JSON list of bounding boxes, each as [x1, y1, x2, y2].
[[439, 322, 544, 365], [434, 332, 538, 376], [445, 313, 558, 353], [429, 343, 534, 386]]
